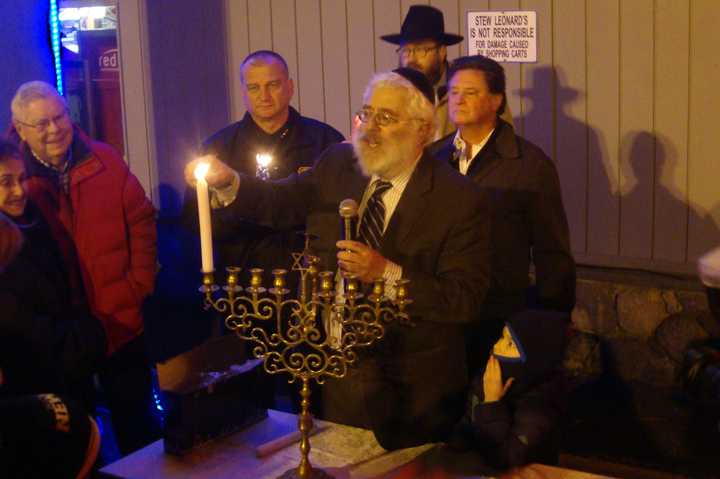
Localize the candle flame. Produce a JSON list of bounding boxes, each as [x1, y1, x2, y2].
[[194, 162, 210, 181], [256, 154, 272, 168]]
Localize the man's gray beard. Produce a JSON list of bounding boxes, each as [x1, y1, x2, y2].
[[352, 132, 408, 178]]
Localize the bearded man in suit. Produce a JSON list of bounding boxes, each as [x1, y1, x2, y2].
[[185, 68, 491, 450]]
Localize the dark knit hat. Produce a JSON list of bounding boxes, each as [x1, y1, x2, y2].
[[0, 394, 97, 478], [393, 67, 435, 105]]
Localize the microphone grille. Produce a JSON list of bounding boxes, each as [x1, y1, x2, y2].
[[339, 199, 358, 218]]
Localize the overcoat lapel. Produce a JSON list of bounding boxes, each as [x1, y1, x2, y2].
[[381, 154, 434, 254], [465, 147, 503, 179], [466, 121, 520, 178]]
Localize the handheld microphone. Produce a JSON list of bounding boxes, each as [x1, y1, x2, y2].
[[338, 199, 358, 242]]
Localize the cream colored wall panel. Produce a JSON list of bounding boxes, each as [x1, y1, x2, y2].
[[618, 0, 654, 259], [270, 0, 299, 111], [145, 0, 229, 216], [210, 0, 710, 274], [117, 0, 157, 201], [519, 0, 553, 155], [247, 0, 272, 51], [320, 0, 351, 137], [490, 0, 522, 131], [586, 0, 620, 256], [552, 0, 588, 255], [373, 0, 402, 73], [431, 0, 462, 61], [296, 0, 326, 122], [459, 1, 491, 56], [572, 252, 696, 277], [224, 0, 250, 121], [653, 0, 689, 264], [688, 0, 720, 260], [347, 1, 376, 117]]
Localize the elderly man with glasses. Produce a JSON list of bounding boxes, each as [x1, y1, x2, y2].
[[382, 5, 512, 140], [8, 80, 160, 455], [185, 68, 491, 450]]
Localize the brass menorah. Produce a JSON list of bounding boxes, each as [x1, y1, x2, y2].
[[200, 247, 412, 479]]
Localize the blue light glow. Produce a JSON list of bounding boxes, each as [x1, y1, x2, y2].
[[49, 0, 64, 95], [154, 389, 165, 413]]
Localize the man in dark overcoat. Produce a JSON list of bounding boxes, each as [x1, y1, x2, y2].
[[428, 55, 576, 377]]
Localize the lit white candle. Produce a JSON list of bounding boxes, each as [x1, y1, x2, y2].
[[194, 162, 214, 272]]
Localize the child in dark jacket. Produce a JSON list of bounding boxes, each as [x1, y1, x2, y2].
[[449, 309, 570, 469]]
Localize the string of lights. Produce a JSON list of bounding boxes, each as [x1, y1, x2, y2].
[[49, 0, 64, 95]]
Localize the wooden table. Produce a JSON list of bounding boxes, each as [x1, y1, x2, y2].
[[99, 410, 616, 479]]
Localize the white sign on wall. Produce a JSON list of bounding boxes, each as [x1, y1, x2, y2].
[[466, 11, 537, 63]]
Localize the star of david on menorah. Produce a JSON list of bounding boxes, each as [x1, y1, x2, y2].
[[199, 230, 413, 479]]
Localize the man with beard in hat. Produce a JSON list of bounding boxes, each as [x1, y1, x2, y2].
[[381, 5, 512, 140], [184, 68, 492, 450]]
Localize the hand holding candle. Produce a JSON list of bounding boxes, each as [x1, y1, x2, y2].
[[184, 154, 235, 189], [194, 161, 214, 273]]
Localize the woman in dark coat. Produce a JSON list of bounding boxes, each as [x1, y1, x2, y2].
[[449, 309, 570, 470], [0, 189, 101, 479], [0, 140, 105, 405]]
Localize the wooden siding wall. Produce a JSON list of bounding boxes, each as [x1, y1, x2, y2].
[[146, 0, 230, 216], [223, 0, 720, 275]]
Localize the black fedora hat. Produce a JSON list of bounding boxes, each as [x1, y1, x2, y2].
[[381, 5, 463, 46]]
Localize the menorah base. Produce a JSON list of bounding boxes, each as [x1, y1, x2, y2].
[[277, 466, 335, 479]]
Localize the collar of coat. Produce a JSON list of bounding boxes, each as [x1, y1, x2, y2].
[[20, 126, 104, 186], [469, 118, 519, 160], [240, 106, 316, 148], [436, 66, 449, 103]]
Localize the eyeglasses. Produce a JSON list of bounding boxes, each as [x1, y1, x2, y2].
[[355, 108, 404, 127], [16, 110, 70, 133], [396, 45, 439, 59]]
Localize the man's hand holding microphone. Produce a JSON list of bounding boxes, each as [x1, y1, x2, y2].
[[335, 198, 389, 284]]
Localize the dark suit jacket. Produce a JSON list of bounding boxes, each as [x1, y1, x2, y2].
[[215, 143, 491, 448], [428, 119, 576, 318]]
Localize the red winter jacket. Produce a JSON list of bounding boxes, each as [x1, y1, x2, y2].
[[16, 127, 157, 355]]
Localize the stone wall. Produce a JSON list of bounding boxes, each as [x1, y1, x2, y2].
[[560, 269, 720, 475], [565, 272, 719, 387]]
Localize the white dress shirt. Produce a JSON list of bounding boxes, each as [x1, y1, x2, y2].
[[452, 128, 494, 175]]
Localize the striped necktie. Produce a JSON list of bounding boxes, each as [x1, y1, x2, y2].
[[358, 180, 392, 250]]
